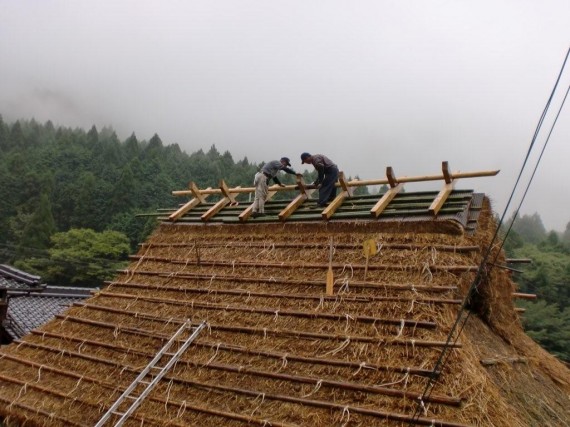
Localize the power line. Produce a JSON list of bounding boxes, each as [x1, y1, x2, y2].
[[408, 46, 570, 424]]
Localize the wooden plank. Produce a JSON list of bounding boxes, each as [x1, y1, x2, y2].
[[321, 172, 352, 220], [278, 174, 315, 221], [168, 184, 211, 222], [429, 181, 455, 216], [429, 161, 456, 216], [512, 292, 537, 300], [370, 183, 403, 217], [201, 180, 235, 222], [239, 191, 276, 222]]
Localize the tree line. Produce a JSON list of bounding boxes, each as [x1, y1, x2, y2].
[[1, 117, 568, 361], [0, 117, 336, 285], [503, 213, 570, 361]]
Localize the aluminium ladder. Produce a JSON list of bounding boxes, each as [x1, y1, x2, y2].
[[95, 319, 207, 427]]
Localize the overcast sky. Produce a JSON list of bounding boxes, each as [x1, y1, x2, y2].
[[1, 1, 569, 230]]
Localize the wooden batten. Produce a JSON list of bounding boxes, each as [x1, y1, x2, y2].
[[429, 162, 456, 216], [370, 166, 404, 218], [322, 172, 352, 220], [239, 190, 277, 222], [169, 183, 211, 222], [279, 174, 314, 220], [512, 292, 537, 300]]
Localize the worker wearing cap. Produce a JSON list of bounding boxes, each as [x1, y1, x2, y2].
[[252, 157, 296, 218], [300, 152, 339, 208]]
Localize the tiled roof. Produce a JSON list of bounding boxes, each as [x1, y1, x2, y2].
[[0, 264, 45, 291], [3, 286, 92, 340]]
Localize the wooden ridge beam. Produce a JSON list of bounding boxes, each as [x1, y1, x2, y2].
[[171, 163, 500, 197]]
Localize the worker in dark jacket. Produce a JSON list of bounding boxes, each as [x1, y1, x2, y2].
[[300, 152, 339, 208], [252, 157, 296, 217]]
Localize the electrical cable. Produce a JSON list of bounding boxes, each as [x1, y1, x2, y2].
[[408, 46, 570, 424]]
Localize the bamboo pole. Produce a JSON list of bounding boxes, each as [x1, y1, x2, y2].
[[0, 353, 290, 427], [65, 307, 461, 349], [511, 292, 537, 300], [91, 292, 438, 329], [105, 280, 462, 304], [17, 339, 456, 407], [115, 270, 459, 293], [138, 241, 480, 252], [171, 168, 500, 197], [30, 330, 439, 377], [3, 348, 466, 426], [128, 254, 479, 272]]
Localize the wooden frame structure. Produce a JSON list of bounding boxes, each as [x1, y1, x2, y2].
[[169, 161, 499, 222]]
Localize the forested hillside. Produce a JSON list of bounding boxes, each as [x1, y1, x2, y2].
[[505, 214, 570, 361], [1, 116, 568, 362], [0, 117, 303, 285]]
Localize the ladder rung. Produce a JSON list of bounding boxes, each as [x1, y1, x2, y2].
[[113, 411, 125, 416]]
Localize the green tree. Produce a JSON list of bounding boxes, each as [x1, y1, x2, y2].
[[40, 228, 130, 287], [519, 300, 570, 361], [511, 212, 547, 244], [17, 193, 56, 258]]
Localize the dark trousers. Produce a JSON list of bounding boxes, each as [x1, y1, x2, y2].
[[318, 166, 339, 205]]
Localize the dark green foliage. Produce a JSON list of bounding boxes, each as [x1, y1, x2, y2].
[[16, 228, 130, 287], [505, 213, 570, 361], [509, 212, 547, 244]]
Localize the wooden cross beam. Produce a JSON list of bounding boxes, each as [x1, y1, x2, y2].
[[239, 190, 277, 222], [370, 167, 404, 218], [279, 174, 315, 221], [201, 180, 238, 222], [429, 161, 455, 216], [168, 183, 211, 222], [321, 171, 352, 220]]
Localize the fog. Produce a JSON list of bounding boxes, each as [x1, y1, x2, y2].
[[1, 1, 569, 229]]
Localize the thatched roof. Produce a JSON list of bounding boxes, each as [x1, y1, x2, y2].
[[0, 185, 569, 426]]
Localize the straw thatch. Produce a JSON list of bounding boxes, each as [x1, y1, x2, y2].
[[0, 195, 569, 426]]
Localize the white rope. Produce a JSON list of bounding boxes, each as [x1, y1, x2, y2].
[[176, 400, 187, 418], [302, 379, 323, 397], [352, 361, 367, 376], [206, 343, 221, 365], [323, 338, 350, 356], [396, 319, 405, 337], [340, 406, 351, 426]]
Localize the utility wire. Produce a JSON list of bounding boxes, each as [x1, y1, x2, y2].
[[408, 46, 570, 424]]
